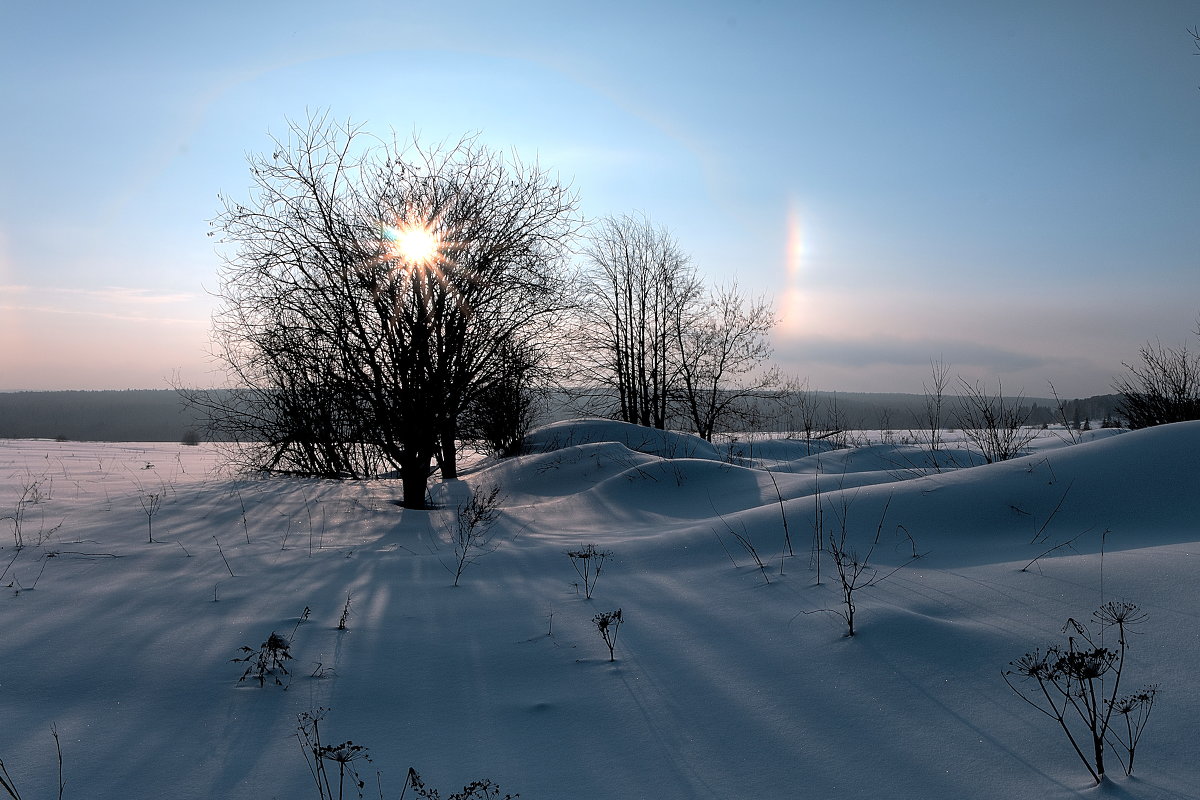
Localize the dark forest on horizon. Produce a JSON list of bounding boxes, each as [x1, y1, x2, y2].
[[0, 389, 1122, 443]]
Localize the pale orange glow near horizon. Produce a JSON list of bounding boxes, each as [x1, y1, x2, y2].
[[778, 200, 807, 338]]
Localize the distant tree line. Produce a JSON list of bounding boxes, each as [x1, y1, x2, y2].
[[0, 387, 1129, 446], [0, 390, 209, 442]]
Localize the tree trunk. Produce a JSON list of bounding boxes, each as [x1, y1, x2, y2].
[[399, 449, 433, 509], [437, 418, 459, 479]]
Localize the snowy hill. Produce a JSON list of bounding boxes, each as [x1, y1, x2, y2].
[[1, 422, 1197, 798]]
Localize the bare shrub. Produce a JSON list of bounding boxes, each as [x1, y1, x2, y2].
[[139, 492, 162, 544], [811, 496, 920, 636], [2, 475, 56, 550], [593, 608, 624, 662], [297, 709, 372, 800], [403, 768, 518, 800], [911, 358, 952, 468], [232, 631, 293, 688], [1003, 601, 1159, 783], [442, 485, 504, 586], [955, 379, 1037, 463], [297, 709, 518, 800], [1113, 326, 1200, 428], [565, 544, 613, 599], [459, 341, 544, 459]]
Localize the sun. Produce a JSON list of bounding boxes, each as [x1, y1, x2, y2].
[[382, 222, 440, 266]]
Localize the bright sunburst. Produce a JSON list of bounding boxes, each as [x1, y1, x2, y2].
[[381, 222, 441, 266]]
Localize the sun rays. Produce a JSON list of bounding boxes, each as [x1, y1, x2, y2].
[[381, 221, 440, 266], [377, 214, 456, 301]]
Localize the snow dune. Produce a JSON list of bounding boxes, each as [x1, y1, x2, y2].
[[1, 422, 1197, 798]]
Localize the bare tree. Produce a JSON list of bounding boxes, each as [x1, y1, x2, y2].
[[917, 358, 952, 463], [442, 484, 505, 586], [194, 114, 579, 507], [674, 283, 779, 441], [575, 213, 702, 428], [955, 378, 1037, 463], [1113, 325, 1200, 429], [458, 338, 545, 458]]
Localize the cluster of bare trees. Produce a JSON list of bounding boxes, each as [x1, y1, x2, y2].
[[188, 116, 779, 505], [574, 213, 778, 440]]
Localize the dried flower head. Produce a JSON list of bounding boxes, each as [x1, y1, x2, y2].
[[1094, 601, 1147, 629]]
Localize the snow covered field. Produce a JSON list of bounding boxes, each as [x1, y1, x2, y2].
[[1, 420, 1198, 799]]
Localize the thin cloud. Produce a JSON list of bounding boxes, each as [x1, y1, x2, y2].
[[0, 302, 206, 326], [777, 334, 1050, 373], [0, 285, 196, 305], [1, 285, 205, 325]]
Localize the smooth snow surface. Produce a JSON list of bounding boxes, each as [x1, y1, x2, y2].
[[1, 422, 1198, 799]]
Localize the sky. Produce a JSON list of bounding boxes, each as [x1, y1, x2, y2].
[[1, 0, 1197, 397]]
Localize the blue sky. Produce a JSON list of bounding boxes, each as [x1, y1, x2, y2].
[[2, 0, 1197, 396]]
